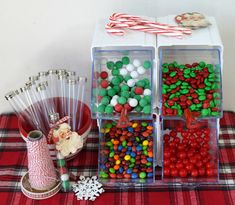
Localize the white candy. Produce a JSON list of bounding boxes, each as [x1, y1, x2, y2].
[[110, 98, 118, 106], [119, 68, 128, 76], [61, 173, 69, 181], [144, 89, 151, 96], [137, 66, 146, 75], [127, 79, 135, 87], [130, 71, 139, 79], [128, 98, 138, 107], [112, 95, 119, 99], [57, 152, 64, 159], [126, 64, 135, 72], [133, 59, 141, 67]]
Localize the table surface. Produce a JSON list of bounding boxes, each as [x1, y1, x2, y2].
[[0, 111, 235, 205]]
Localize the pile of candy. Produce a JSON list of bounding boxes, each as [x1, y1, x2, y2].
[[93, 56, 152, 115], [163, 126, 217, 179], [57, 152, 70, 192], [161, 61, 221, 117], [99, 121, 154, 181]]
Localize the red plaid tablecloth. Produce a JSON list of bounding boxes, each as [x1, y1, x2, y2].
[[0, 112, 234, 205]]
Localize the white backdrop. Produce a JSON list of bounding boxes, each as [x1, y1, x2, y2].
[[0, 0, 235, 113]]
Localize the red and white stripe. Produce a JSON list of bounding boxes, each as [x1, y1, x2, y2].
[[105, 13, 192, 37]]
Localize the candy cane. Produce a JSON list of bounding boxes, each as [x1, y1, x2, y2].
[[106, 13, 192, 37]]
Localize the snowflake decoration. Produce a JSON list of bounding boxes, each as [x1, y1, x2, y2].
[[72, 176, 105, 201]]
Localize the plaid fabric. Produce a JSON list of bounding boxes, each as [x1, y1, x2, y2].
[[0, 112, 234, 205]]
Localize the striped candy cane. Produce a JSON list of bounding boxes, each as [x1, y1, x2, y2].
[[105, 13, 192, 37]]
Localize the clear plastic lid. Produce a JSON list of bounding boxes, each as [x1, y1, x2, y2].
[[91, 49, 154, 120]]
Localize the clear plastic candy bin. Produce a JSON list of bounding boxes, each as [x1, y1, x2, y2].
[[98, 119, 156, 185], [91, 49, 154, 120], [160, 49, 222, 119], [162, 118, 219, 184]]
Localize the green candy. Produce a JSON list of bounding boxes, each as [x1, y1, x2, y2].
[[210, 101, 215, 108], [134, 95, 141, 101], [162, 63, 168, 67], [213, 92, 220, 99], [98, 104, 106, 113], [201, 108, 209, 116], [109, 151, 114, 158], [107, 88, 116, 97], [141, 122, 148, 127], [178, 109, 183, 116], [190, 104, 196, 111], [199, 95, 206, 101], [111, 77, 121, 86], [112, 69, 120, 76], [117, 96, 127, 105], [136, 80, 145, 87], [144, 95, 151, 103], [139, 172, 147, 179], [170, 84, 177, 89], [130, 158, 136, 163], [143, 105, 151, 114], [211, 83, 220, 90], [199, 61, 206, 68], [98, 88, 107, 96], [184, 74, 190, 78], [211, 111, 219, 116], [62, 181, 70, 191], [180, 89, 189, 94], [100, 171, 108, 179], [101, 96, 110, 105], [169, 94, 175, 99], [143, 78, 150, 86], [122, 56, 130, 65], [135, 137, 140, 142], [162, 88, 167, 94], [169, 71, 176, 77], [139, 98, 148, 107], [57, 159, 65, 167], [109, 168, 115, 174], [143, 60, 151, 69], [122, 140, 127, 147], [121, 91, 130, 98], [113, 85, 121, 93], [162, 67, 169, 73], [146, 162, 152, 167], [176, 81, 182, 86], [105, 105, 113, 114], [121, 85, 129, 92], [129, 163, 135, 168], [115, 61, 123, 69], [190, 72, 196, 78], [196, 103, 202, 108], [124, 75, 132, 82], [184, 69, 190, 74], [105, 123, 112, 128], [106, 141, 113, 147], [106, 61, 115, 69], [179, 64, 185, 69], [135, 105, 142, 112], [143, 150, 148, 156]]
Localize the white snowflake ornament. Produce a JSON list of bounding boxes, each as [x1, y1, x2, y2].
[[72, 176, 105, 201]]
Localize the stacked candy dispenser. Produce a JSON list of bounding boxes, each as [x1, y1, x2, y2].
[[91, 20, 161, 185], [157, 16, 223, 184]]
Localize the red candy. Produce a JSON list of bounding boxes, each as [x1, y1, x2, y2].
[[163, 127, 217, 179], [114, 104, 123, 113], [100, 71, 108, 79], [100, 80, 109, 88], [135, 87, 144, 95]]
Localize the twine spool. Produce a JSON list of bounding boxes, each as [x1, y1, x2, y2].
[[26, 130, 57, 190]]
